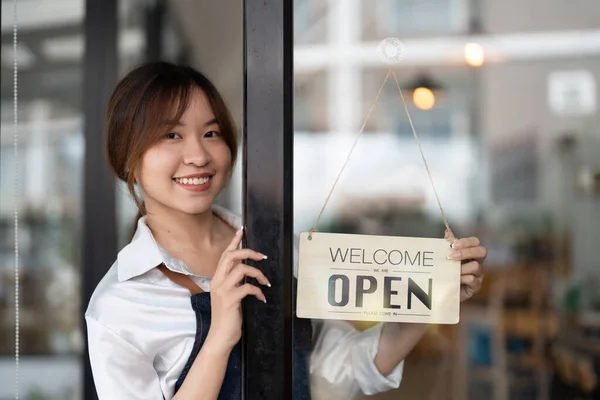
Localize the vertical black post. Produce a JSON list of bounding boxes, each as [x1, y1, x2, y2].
[[144, 0, 164, 62], [243, 0, 294, 399], [82, 0, 118, 398]]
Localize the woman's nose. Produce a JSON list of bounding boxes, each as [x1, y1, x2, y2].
[[183, 138, 211, 167]]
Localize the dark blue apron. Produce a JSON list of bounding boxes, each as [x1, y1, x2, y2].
[[158, 266, 311, 399], [174, 292, 242, 399]]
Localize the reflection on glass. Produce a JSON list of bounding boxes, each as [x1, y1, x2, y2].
[[294, 1, 600, 399], [0, 1, 85, 398], [294, 0, 329, 46], [361, 0, 469, 40]]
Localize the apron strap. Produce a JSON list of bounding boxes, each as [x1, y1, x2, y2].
[[157, 264, 204, 295]]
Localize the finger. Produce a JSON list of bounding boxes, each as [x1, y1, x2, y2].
[[461, 274, 481, 290], [447, 246, 487, 261], [225, 226, 245, 251], [217, 248, 268, 278], [451, 236, 480, 250], [460, 261, 483, 277], [444, 229, 449, 239], [214, 244, 267, 283], [233, 283, 266, 303], [224, 248, 268, 264], [461, 275, 482, 300], [224, 264, 271, 288]]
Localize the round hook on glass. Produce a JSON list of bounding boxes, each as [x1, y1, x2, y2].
[[377, 37, 405, 64]]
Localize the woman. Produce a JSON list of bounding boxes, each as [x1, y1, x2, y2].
[[85, 62, 487, 399]]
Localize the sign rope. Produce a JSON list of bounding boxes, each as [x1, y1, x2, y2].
[[308, 65, 455, 243]]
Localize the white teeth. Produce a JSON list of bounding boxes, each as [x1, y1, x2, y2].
[[175, 176, 210, 185]]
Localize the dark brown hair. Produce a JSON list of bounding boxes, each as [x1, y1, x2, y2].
[[104, 62, 238, 233]]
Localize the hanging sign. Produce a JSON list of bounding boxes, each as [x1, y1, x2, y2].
[[296, 38, 462, 325], [297, 232, 461, 324]]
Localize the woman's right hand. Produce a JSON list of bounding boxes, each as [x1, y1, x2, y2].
[[206, 226, 270, 352]]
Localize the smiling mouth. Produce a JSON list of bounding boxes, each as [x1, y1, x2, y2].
[[173, 176, 211, 185]]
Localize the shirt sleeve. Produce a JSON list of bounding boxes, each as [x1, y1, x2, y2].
[[309, 319, 404, 398], [86, 317, 165, 400]]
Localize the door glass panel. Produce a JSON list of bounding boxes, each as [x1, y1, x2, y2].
[[293, 1, 600, 399], [0, 1, 85, 398]]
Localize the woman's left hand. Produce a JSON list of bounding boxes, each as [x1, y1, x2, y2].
[[445, 230, 487, 302]]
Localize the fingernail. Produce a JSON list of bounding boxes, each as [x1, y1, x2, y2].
[[263, 298, 267, 304], [240, 225, 245, 231], [447, 251, 461, 260], [262, 255, 268, 260], [266, 281, 272, 287], [451, 242, 460, 249]]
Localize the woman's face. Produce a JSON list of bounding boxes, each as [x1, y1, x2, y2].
[[137, 88, 233, 217]]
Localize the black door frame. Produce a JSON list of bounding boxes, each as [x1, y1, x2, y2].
[[243, 0, 295, 398], [81, 0, 118, 398]]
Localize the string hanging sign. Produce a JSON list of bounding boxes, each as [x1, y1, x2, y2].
[[296, 38, 461, 325]]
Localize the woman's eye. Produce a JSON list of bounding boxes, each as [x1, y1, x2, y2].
[[165, 132, 182, 139], [204, 131, 220, 138]]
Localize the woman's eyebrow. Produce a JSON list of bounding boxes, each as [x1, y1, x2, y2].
[[163, 118, 219, 127], [204, 118, 219, 127]]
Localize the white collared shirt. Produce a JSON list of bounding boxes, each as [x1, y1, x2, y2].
[[85, 205, 403, 399]]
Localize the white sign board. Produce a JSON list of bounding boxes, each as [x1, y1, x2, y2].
[[548, 70, 597, 116], [296, 232, 461, 324]]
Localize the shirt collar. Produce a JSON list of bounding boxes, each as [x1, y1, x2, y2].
[[117, 205, 241, 282]]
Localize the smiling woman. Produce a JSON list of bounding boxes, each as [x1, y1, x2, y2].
[[88, 62, 267, 399], [105, 62, 238, 223]]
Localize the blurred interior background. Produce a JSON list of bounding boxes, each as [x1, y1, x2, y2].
[[1, 0, 599, 399]]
